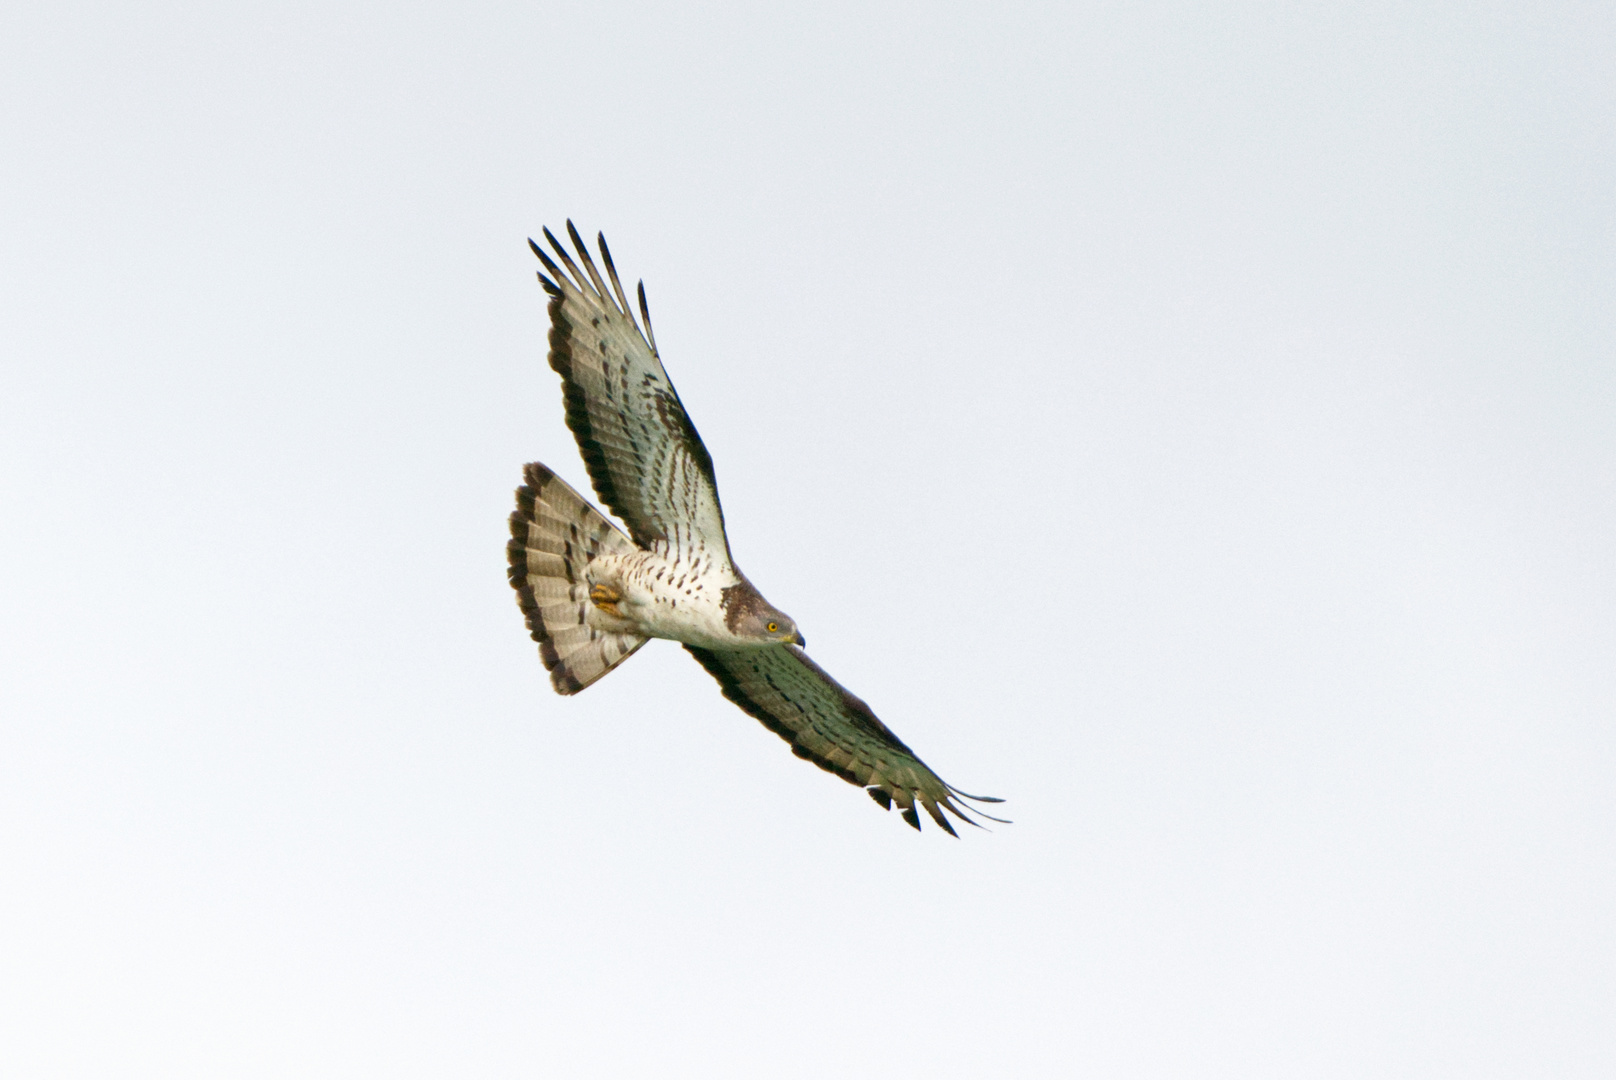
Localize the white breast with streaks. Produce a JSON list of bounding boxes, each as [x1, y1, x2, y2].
[[583, 545, 741, 649]]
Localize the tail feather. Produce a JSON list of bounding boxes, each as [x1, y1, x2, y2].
[[508, 462, 647, 694]]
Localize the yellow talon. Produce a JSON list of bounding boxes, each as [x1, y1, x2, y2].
[[589, 583, 622, 614]]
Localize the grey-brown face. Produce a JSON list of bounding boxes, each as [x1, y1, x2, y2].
[[764, 611, 806, 647], [731, 603, 805, 647], [722, 580, 806, 647]]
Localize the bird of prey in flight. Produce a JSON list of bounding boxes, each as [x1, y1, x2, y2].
[[508, 223, 1004, 834]]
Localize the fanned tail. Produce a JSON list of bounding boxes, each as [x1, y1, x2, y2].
[[508, 462, 647, 694]]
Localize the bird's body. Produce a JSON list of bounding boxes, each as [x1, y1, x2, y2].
[[577, 547, 780, 651], [509, 223, 1003, 834]]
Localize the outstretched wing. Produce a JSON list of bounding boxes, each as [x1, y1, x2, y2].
[[530, 223, 729, 558], [684, 644, 1006, 835]]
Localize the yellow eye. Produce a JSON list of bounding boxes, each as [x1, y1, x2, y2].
[[767, 622, 778, 633]]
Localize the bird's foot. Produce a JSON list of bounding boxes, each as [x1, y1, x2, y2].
[[588, 582, 622, 615]]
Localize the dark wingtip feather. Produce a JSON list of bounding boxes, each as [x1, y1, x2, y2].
[[946, 805, 987, 831], [950, 788, 1012, 824], [902, 806, 921, 831], [867, 787, 892, 811], [564, 220, 613, 300], [542, 226, 586, 291], [596, 232, 641, 331], [636, 280, 658, 354], [926, 801, 960, 838], [528, 237, 565, 283]]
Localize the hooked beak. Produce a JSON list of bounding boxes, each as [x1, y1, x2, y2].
[[790, 630, 807, 648]]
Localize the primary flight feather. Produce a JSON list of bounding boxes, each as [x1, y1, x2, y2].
[[508, 223, 1004, 834]]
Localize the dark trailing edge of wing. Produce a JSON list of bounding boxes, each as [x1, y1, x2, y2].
[[527, 223, 723, 549], [686, 643, 859, 785], [528, 234, 646, 543], [554, 225, 718, 491], [683, 643, 1007, 836]]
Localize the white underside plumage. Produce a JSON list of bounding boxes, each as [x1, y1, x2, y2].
[[582, 548, 750, 649]]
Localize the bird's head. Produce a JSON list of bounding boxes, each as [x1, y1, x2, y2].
[[722, 580, 806, 648]]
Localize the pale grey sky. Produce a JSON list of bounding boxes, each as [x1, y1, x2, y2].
[[2, 2, 1613, 1077]]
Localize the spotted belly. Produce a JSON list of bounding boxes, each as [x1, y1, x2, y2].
[[583, 549, 738, 647]]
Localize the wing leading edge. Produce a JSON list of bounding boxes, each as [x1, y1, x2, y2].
[[530, 223, 731, 559], [684, 644, 1007, 835]]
